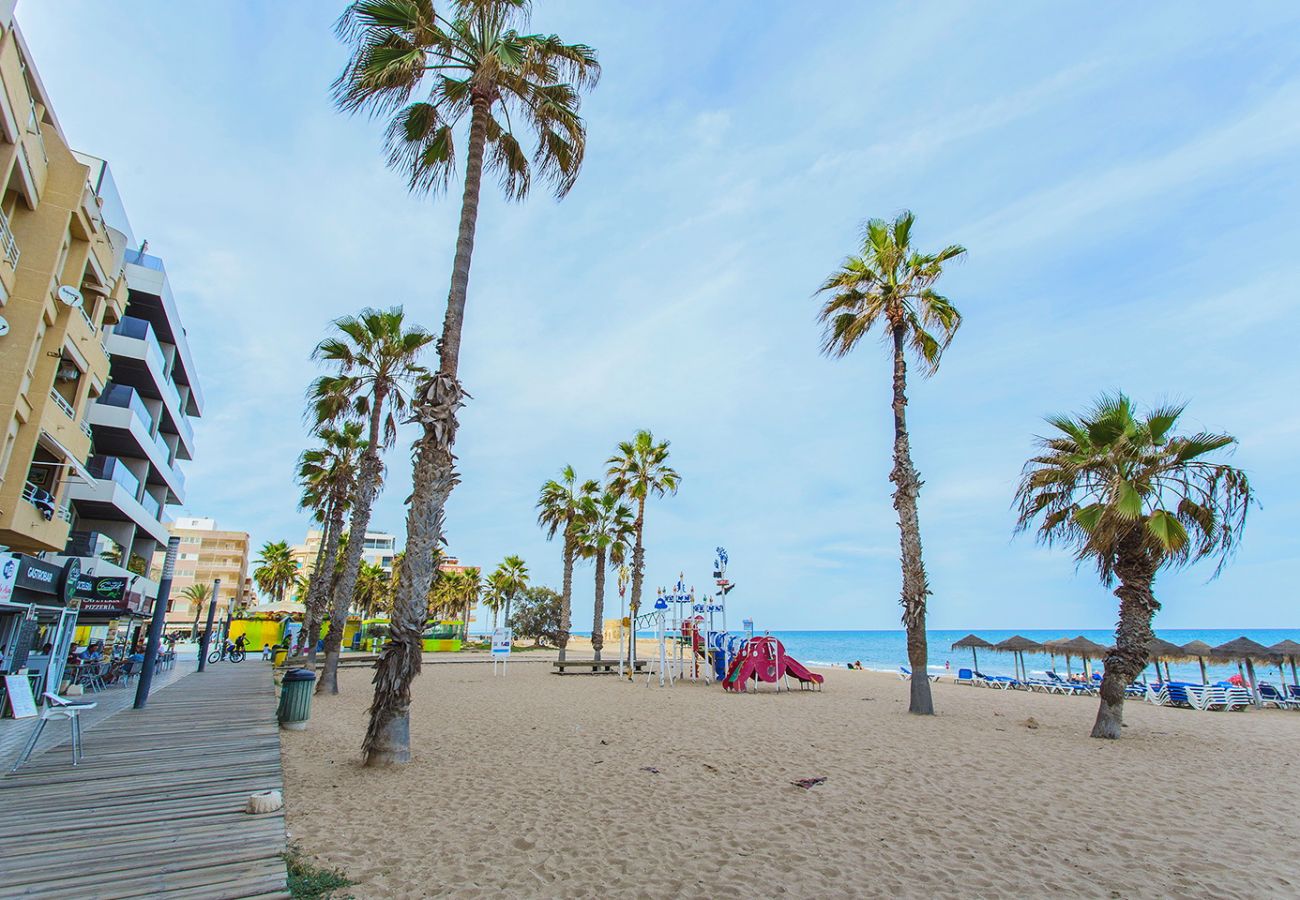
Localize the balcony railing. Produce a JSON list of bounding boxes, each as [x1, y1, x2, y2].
[[139, 491, 161, 521], [80, 418, 92, 439], [49, 387, 75, 420], [0, 207, 18, 268], [77, 302, 95, 331], [21, 480, 58, 520], [88, 455, 141, 498], [97, 383, 154, 431]]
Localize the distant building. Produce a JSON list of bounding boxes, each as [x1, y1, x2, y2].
[[291, 528, 397, 577], [153, 517, 249, 631]]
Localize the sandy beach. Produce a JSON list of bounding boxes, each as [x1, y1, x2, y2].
[[282, 655, 1300, 899]]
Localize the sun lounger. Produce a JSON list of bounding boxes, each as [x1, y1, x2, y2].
[[978, 673, 1019, 690], [1045, 672, 1093, 695], [899, 666, 940, 683], [1258, 683, 1299, 709], [955, 668, 976, 685]]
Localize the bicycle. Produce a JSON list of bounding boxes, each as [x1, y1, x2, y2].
[[207, 640, 247, 664]]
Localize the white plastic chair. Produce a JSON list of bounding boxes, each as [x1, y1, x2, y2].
[[9, 692, 98, 772]]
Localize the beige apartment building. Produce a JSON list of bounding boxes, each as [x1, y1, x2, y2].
[[0, 13, 129, 554], [155, 517, 250, 632]]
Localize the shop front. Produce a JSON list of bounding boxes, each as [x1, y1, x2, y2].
[[0, 553, 81, 709], [69, 572, 153, 655]]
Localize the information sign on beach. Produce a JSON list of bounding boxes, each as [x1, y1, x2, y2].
[[491, 628, 512, 656], [3, 674, 37, 719]]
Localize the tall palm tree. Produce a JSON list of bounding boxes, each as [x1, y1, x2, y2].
[[253, 541, 298, 604], [486, 555, 528, 629], [181, 583, 211, 638], [537, 467, 598, 662], [296, 421, 365, 666], [335, 0, 599, 766], [1014, 394, 1253, 738], [606, 430, 680, 657], [815, 210, 965, 716], [310, 307, 434, 695], [575, 490, 634, 661]]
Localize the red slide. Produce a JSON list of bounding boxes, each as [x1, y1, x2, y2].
[[723, 637, 823, 692]]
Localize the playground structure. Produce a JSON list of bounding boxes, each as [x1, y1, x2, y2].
[[633, 549, 823, 693]]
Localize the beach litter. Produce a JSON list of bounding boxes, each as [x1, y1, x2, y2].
[[640, 766, 660, 774], [792, 777, 827, 790], [1023, 717, 1040, 730]]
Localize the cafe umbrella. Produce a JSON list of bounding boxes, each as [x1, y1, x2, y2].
[[1266, 639, 1300, 689], [1209, 637, 1274, 706], [993, 635, 1043, 683], [1180, 640, 1213, 684], [950, 634, 995, 674]]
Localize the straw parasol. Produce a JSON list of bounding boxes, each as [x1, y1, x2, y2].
[[950, 634, 994, 672], [993, 635, 1043, 682], [1053, 636, 1111, 679], [1267, 639, 1300, 688], [1180, 639, 1214, 684], [1209, 637, 1275, 705], [1146, 636, 1187, 683]]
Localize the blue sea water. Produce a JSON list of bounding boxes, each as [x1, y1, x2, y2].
[[755, 629, 1300, 684]]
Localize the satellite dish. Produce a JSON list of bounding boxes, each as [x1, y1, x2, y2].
[[57, 285, 84, 309], [0, 314, 8, 337]]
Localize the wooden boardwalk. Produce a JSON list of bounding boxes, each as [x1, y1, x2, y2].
[[0, 662, 289, 899]]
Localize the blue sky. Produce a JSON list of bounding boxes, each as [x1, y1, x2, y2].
[[21, 2, 1300, 630]]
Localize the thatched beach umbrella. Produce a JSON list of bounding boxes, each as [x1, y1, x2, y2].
[[1146, 637, 1187, 683], [1180, 640, 1214, 684], [1054, 636, 1110, 680], [1268, 639, 1300, 687], [994, 635, 1043, 682], [1041, 637, 1073, 675], [1210, 637, 1274, 706], [950, 634, 994, 672]]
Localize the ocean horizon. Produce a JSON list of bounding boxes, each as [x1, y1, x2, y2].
[[636, 628, 1298, 683]]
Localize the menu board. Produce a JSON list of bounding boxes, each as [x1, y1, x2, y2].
[[3, 674, 37, 718]]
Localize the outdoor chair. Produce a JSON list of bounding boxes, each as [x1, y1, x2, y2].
[[78, 664, 106, 693], [955, 668, 975, 685], [1258, 683, 1299, 710], [10, 692, 98, 772], [899, 666, 940, 683]]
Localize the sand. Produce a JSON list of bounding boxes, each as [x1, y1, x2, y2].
[[281, 652, 1300, 899]]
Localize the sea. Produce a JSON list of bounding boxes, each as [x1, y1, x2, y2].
[[642, 628, 1298, 684]]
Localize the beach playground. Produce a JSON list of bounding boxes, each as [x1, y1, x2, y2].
[[281, 655, 1300, 899]]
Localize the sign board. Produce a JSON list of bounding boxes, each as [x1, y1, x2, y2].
[[0, 556, 17, 605], [3, 674, 38, 719], [14, 557, 61, 595], [74, 576, 131, 615], [491, 628, 512, 656]]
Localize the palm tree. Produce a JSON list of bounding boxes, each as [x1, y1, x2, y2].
[[1014, 394, 1253, 738], [575, 490, 634, 661], [606, 430, 680, 660], [253, 541, 298, 604], [335, 0, 600, 766], [310, 307, 434, 695], [485, 555, 528, 629], [537, 467, 598, 662], [296, 421, 365, 666], [355, 562, 392, 617], [815, 210, 965, 716], [181, 583, 211, 638]]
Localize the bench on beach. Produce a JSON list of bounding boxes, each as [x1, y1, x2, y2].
[[552, 659, 648, 675]]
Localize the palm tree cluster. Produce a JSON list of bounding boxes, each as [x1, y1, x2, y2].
[[252, 540, 299, 605], [818, 210, 1253, 736], [537, 430, 678, 663]]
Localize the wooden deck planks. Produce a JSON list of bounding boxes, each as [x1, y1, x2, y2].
[[0, 662, 289, 899]]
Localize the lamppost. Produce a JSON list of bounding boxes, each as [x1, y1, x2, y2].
[[135, 537, 179, 708], [197, 578, 220, 672]]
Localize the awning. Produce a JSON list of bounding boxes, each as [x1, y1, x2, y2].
[[37, 430, 93, 482]]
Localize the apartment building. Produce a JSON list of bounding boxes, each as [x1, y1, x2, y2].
[[0, 14, 127, 557], [156, 517, 249, 631], [290, 528, 398, 576]]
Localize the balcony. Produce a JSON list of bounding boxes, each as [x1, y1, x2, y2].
[[65, 472, 169, 545], [97, 383, 154, 430], [88, 455, 141, 498], [66, 529, 127, 564], [48, 387, 75, 420], [109, 316, 195, 452], [140, 491, 161, 521], [0, 206, 18, 268]]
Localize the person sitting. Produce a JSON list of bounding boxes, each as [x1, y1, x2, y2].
[[853, 660, 864, 670], [83, 643, 104, 664], [66, 643, 83, 664]]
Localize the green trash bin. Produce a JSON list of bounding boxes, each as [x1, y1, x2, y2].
[[278, 668, 315, 731]]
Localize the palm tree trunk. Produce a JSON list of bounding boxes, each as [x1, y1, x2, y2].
[[363, 374, 463, 766], [363, 93, 489, 765], [889, 327, 934, 715], [303, 507, 341, 666], [319, 446, 383, 693], [592, 548, 606, 661], [629, 497, 645, 671], [558, 531, 575, 662], [1092, 534, 1160, 738]]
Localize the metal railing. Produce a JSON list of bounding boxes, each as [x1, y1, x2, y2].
[[77, 302, 95, 331], [49, 387, 75, 419], [0, 207, 19, 267], [26, 97, 46, 162], [80, 418, 93, 439]]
